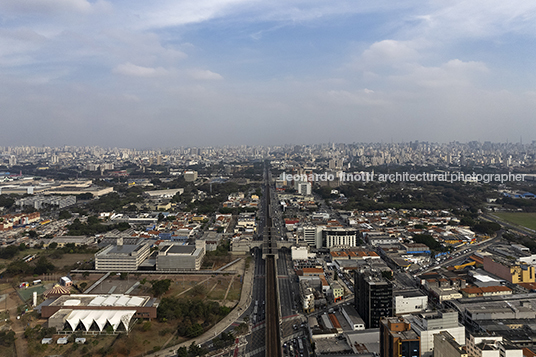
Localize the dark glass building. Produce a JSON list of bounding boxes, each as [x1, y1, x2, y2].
[[354, 269, 393, 328]]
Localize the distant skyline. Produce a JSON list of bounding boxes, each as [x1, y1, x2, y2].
[[1, 1, 535, 148]]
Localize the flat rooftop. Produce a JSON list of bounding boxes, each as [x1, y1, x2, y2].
[[50, 294, 150, 308], [164, 245, 197, 255]]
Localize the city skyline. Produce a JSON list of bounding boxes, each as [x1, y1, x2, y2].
[[1, 1, 535, 148]]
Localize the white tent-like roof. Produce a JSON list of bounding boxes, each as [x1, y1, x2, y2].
[[65, 310, 137, 332], [66, 310, 92, 331]]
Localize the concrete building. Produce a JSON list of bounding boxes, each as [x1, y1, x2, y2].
[[444, 294, 536, 332], [483, 256, 535, 284], [394, 289, 428, 315], [16, 195, 76, 210], [366, 232, 400, 246], [95, 243, 151, 271], [434, 331, 468, 357], [342, 305, 365, 331], [44, 235, 95, 248], [291, 245, 310, 260], [297, 181, 312, 196], [156, 242, 205, 271], [300, 280, 315, 313], [144, 188, 184, 198], [331, 281, 344, 302], [184, 171, 198, 182], [303, 226, 323, 248], [322, 228, 358, 248], [406, 310, 465, 357], [465, 334, 516, 357], [380, 316, 420, 357]]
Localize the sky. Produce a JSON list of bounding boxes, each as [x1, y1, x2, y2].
[[1, 0, 535, 148]]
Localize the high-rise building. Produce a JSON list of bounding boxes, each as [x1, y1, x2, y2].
[[380, 316, 420, 357], [303, 226, 323, 248], [355, 269, 393, 328]]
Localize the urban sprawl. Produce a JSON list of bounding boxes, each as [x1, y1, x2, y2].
[[1, 142, 536, 357]]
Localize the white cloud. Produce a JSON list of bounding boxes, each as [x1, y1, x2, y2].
[[361, 40, 420, 67], [0, 0, 111, 15], [409, 0, 536, 40], [113, 62, 168, 77], [188, 69, 223, 80]]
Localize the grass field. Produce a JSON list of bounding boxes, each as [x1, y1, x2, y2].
[[494, 212, 536, 231]]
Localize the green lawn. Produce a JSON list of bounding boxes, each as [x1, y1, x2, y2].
[[494, 212, 536, 231]]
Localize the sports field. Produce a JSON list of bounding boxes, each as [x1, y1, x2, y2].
[[494, 212, 536, 231]]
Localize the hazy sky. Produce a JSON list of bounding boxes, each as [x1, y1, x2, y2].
[[1, 0, 535, 148]]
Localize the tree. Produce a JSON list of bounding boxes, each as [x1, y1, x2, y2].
[[0, 330, 16, 347], [58, 210, 72, 219], [34, 257, 55, 275], [177, 346, 188, 357], [151, 279, 171, 297]]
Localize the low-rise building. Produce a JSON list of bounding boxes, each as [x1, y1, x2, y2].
[[156, 242, 205, 271], [42, 294, 157, 334], [394, 289, 428, 315], [342, 305, 365, 331], [434, 331, 468, 357], [331, 281, 344, 302], [95, 243, 151, 271]]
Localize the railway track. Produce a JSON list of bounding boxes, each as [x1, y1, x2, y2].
[[263, 162, 282, 357]]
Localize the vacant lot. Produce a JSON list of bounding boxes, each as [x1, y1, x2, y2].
[[494, 212, 536, 231]]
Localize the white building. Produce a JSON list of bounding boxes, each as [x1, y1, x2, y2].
[[95, 243, 151, 271], [406, 310, 465, 357], [291, 246, 309, 260], [300, 280, 315, 313], [297, 181, 312, 196], [394, 290, 428, 315], [184, 171, 198, 182], [321, 228, 358, 248], [465, 333, 522, 357], [303, 226, 324, 248]]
